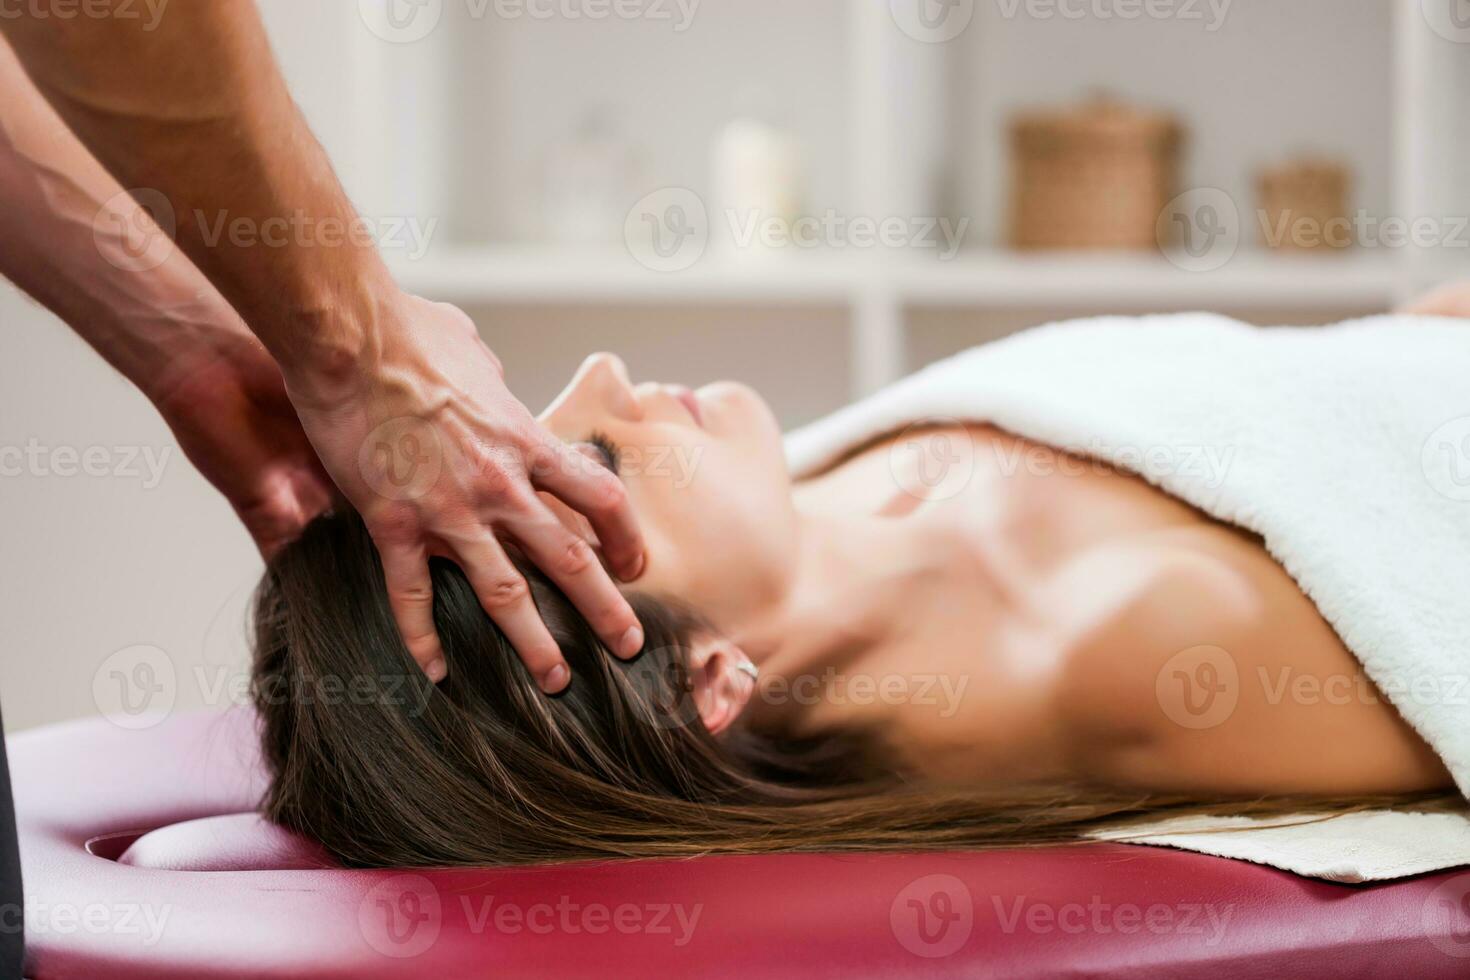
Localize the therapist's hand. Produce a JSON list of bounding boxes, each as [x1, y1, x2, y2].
[[155, 332, 335, 560], [1402, 282, 1470, 319], [284, 292, 646, 692]]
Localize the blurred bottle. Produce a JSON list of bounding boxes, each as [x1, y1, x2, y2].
[[711, 87, 802, 258], [542, 106, 638, 247]]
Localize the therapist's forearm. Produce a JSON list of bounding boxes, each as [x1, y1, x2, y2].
[[0, 1, 389, 380], [0, 36, 260, 406]]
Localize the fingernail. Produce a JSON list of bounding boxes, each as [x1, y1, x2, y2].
[[618, 625, 644, 659], [620, 552, 646, 582], [426, 658, 447, 684], [541, 663, 570, 694]]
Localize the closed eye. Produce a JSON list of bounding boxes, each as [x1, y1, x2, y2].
[[583, 431, 620, 474]]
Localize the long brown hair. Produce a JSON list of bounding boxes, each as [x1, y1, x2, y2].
[[251, 509, 1438, 868]]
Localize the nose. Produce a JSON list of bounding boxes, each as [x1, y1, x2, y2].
[[543, 352, 642, 424]]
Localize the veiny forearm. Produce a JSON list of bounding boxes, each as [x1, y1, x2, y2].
[[0, 36, 260, 406], [0, 1, 387, 377]]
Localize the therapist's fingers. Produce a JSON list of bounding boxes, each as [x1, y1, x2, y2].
[[532, 436, 646, 582], [504, 497, 644, 662], [452, 531, 569, 694], [375, 538, 446, 683]]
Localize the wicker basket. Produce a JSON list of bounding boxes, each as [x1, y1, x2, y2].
[[1256, 159, 1352, 251], [1009, 99, 1182, 250]]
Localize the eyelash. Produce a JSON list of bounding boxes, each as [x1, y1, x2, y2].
[[586, 431, 620, 473]]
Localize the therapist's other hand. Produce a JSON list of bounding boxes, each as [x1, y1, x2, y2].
[[1402, 282, 1470, 319], [156, 331, 335, 560], [284, 293, 646, 692]]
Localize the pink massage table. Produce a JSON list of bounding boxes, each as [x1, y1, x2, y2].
[[11, 707, 1470, 978]]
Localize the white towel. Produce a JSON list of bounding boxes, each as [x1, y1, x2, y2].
[[784, 313, 1470, 882]]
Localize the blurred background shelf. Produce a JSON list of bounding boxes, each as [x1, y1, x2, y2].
[[392, 247, 1412, 311], [267, 0, 1468, 413]]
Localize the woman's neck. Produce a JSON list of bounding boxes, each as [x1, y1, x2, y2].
[[732, 506, 1004, 705]]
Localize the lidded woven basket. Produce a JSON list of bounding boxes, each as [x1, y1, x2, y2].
[[1009, 98, 1183, 250], [1256, 158, 1352, 250]]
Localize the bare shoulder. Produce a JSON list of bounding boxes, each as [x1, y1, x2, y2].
[[1042, 524, 1452, 797]]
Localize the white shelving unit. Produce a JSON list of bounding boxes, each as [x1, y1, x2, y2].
[[265, 0, 1469, 418]]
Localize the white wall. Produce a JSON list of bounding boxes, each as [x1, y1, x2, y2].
[[0, 287, 263, 733]]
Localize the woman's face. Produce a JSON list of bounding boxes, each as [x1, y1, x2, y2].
[[538, 354, 797, 628]]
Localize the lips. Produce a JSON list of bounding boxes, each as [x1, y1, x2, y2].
[[670, 385, 703, 427]]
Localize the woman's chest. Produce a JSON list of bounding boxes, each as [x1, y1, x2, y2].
[[793, 424, 1210, 572]]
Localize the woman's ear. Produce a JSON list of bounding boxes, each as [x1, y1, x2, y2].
[[684, 634, 757, 735]]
